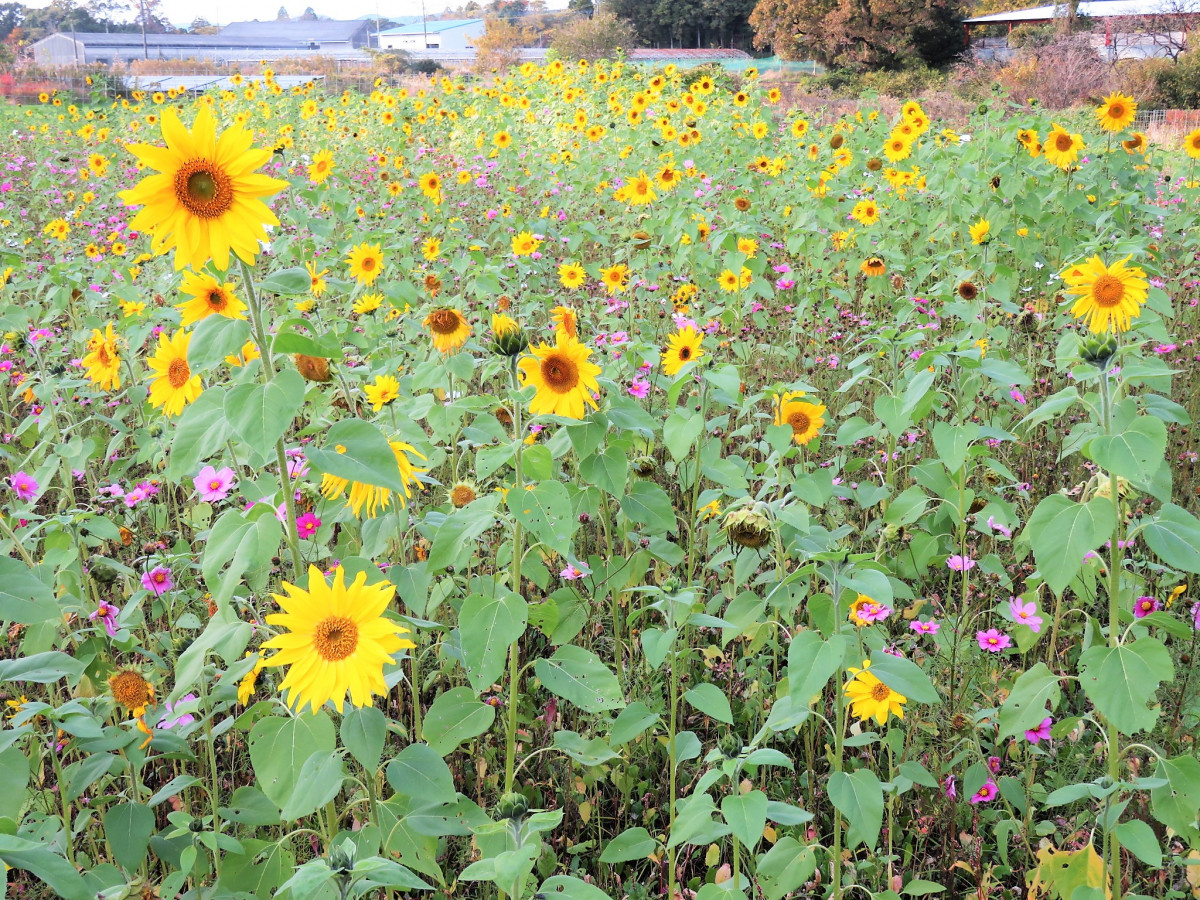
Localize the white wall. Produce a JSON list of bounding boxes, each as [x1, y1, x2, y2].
[[379, 24, 482, 51]]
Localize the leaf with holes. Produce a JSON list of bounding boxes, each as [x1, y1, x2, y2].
[[535, 645, 624, 713], [508, 480, 578, 549]]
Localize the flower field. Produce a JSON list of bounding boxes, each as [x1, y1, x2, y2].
[[3, 63, 1200, 900]]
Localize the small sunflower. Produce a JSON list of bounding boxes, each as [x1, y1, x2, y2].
[[559, 262, 586, 289], [1062, 255, 1149, 334], [146, 329, 202, 417], [968, 218, 991, 245], [661, 326, 705, 376], [551, 305, 578, 341], [1121, 132, 1147, 155], [1095, 92, 1136, 133], [957, 280, 979, 301], [364, 374, 400, 411], [517, 334, 602, 420], [261, 565, 415, 714], [511, 231, 541, 256], [423, 307, 472, 354], [860, 257, 886, 277], [447, 480, 479, 508], [775, 391, 826, 445], [851, 198, 880, 226], [845, 660, 907, 725], [1043, 124, 1084, 170], [177, 270, 247, 327], [308, 149, 335, 184], [599, 264, 630, 294], [82, 323, 121, 391], [109, 668, 154, 717], [1183, 127, 1200, 159], [346, 242, 384, 286]]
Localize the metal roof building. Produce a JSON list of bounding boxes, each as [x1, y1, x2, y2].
[[966, 0, 1200, 24], [216, 19, 374, 50], [31, 32, 319, 66], [377, 18, 484, 51]]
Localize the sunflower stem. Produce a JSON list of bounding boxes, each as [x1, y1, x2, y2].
[[239, 257, 304, 577], [504, 358, 525, 795]]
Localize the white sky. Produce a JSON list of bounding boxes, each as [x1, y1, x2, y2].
[[24, 0, 568, 29]]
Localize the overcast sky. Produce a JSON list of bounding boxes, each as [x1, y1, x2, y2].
[[24, 0, 568, 29]]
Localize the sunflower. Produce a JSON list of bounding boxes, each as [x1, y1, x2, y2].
[[957, 280, 979, 301], [968, 218, 991, 245], [559, 262, 586, 289], [146, 329, 202, 417], [850, 198, 880, 226], [308, 149, 335, 184], [860, 257, 886, 277], [494, 130, 512, 149], [306, 260, 328, 296], [662, 326, 705, 376], [109, 668, 154, 717], [718, 269, 740, 292], [448, 480, 479, 508], [177, 270, 247, 326], [1184, 127, 1200, 159], [347, 242, 384, 285], [1095, 92, 1136, 133], [517, 334, 602, 419], [364, 375, 399, 411], [845, 660, 907, 725], [600, 264, 630, 294], [775, 392, 826, 445], [424, 307, 472, 354], [320, 440, 427, 517], [1062, 255, 1149, 334], [1043, 124, 1084, 169], [118, 107, 287, 272], [261, 565, 414, 714], [511, 231, 541, 256], [353, 293, 383, 315], [1121, 132, 1147, 155], [551, 305, 578, 340], [883, 135, 911, 162], [419, 172, 442, 198], [623, 171, 657, 205], [82, 323, 121, 391], [422, 237, 440, 261]]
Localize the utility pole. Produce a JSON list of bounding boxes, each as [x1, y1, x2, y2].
[[139, 0, 148, 58], [421, 0, 429, 49]]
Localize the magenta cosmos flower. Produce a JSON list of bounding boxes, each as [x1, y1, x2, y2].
[[970, 778, 998, 804], [1133, 596, 1160, 618], [141, 566, 174, 596], [88, 600, 121, 637], [9, 471, 38, 502], [295, 512, 321, 539], [911, 619, 940, 635], [193, 465, 235, 503], [1008, 597, 1043, 633], [1025, 716, 1053, 744], [977, 629, 1011, 653]]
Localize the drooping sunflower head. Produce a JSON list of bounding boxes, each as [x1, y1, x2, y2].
[[775, 391, 827, 445], [424, 307, 472, 355], [109, 668, 154, 716], [860, 257, 886, 277], [1095, 92, 1137, 133], [957, 280, 979, 301], [722, 499, 773, 550]]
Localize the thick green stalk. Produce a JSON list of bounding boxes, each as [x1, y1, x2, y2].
[[504, 360, 525, 794], [1099, 369, 1124, 897], [830, 565, 845, 900], [667, 625, 680, 900], [239, 259, 303, 576]]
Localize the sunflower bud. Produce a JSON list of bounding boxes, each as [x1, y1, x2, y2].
[[866, 157, 883, 171], [722, 500, 773, 550], [1080, 334, 1118, 367], [632, 230, 652, 250], [489, 314, 528, 357], [830, 133, 845, 149], [496, 791, 530, 821], [631, 455, 658, 477], [328, 845, 355, 876]]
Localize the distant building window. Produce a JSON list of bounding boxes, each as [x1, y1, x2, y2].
[[426, 41, 439, 48]]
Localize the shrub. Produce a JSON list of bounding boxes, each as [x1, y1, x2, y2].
[[1154, 50, 1200, 108], [549, 11, 639, 62]]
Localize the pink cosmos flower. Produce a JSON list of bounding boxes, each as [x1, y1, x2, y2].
[[628, 378, 650, 399], [857, 600, 893, 623], [1192, 601, 1200, 631], [1133, 596, 1160, 618], [977, 629, 1011, 652], [560, 563, 586, 580], [1008, 597, 1043, 633], [911, 619, 940, 635], [9, 471, 37, 502], [141, 566, 174, 596], [157, 693, 197, 729], [194, 465, 235, 503], [296, 512, 321, 539], [986, 516, 1012, 539], [947, 554, 975, 572], [1025, 716, 1053, 744], [943, 775, 956, 798], [970, 778, 998, 804], [1009, 388, 1026, 404], [88, 600, 120, 637]]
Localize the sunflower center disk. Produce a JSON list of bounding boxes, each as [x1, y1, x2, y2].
[[207, 290, 225, 309], [871, 682, 891, 701], [541, 355, 580, 391], [175, 159, 234, 219], [788, 412, 810, 435], [429, 311, 459, 334], [313, 615, 359, 661], [1055, 135, 1073, 152], [167, 357, 191, 388], [1091, 275, 1126, 308]]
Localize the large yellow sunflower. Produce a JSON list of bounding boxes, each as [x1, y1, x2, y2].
[[82, 323, 121, 391], [261, 565, 415, 714], [517, 334, 602, 420], [319, 440, 428, 517], [845, 660, 907, 725], [775, 392, 826, 445], [1095, 92, 1137, 133], [347, 242, 384, 286], [177, 270, 247, 327], [599, 264, 630, 294], [1184, 127, 1200, 159], [662, 326, 705, 376], [1062, 255, 1149, 334], [559, 262, 586, 289], [118, 107, 287, 271], [423, 307, 472, 354], [1043, 124, 1084, 170], [146, 329, 202, 417]]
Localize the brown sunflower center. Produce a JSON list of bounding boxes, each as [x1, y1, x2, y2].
[[1109, 102, 1126, 119], [96, 345, 112, 365], [312, 615, 359, 661], [678, 346, 692, 362], [787, 410, 811, 435], [110, 670, 153, 710], [541, 353, 580, 392], [1092, 274, 1126, 307], [359, 256, 377, 272], [167, 357, 191, 388], [870, 682, 891, 701], [175, 159, 233, 219], [451, 484, 476, 507], [1054, 133, 1073, 152], [958, 281, 978, 300], [428, 310, 461, 335], [207, 289, 226, 309]]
